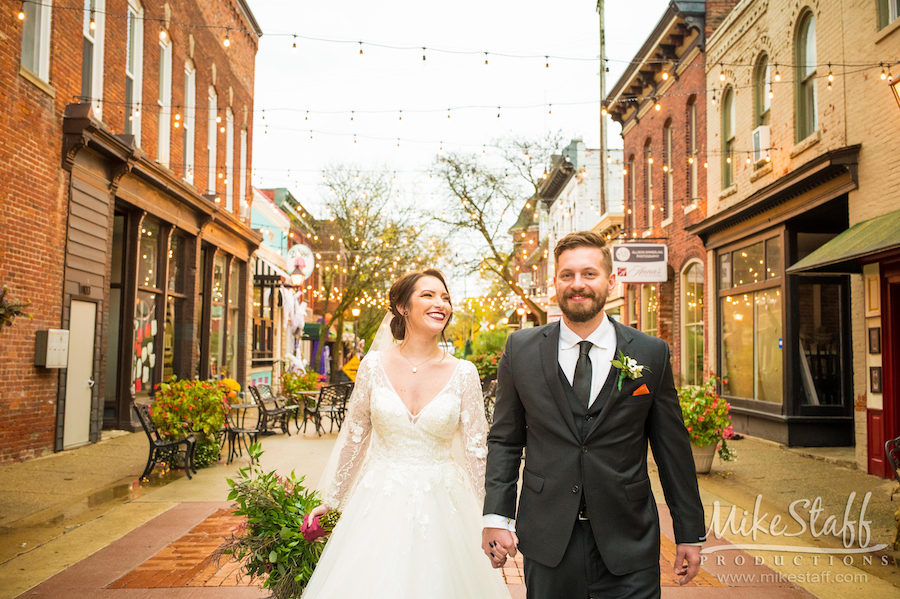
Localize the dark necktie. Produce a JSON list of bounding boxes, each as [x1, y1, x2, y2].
[[573, 341, 593, 407]]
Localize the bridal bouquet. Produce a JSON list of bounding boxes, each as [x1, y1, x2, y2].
[[221, 443, 339, 599]]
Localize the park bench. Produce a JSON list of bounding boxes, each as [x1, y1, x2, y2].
[[133, 402, 196, 480]]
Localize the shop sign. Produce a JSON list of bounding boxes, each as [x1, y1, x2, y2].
[[286, 244, 315, 283], [611, 243, 668, 283]]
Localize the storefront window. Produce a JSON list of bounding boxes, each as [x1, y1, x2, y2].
[[627, 286, 638, 327], [642, 284, 657, 337], [719, 235, 783, 403], [133, 290, 158, 394], [164, 233, 186, 380], [682, 262, 704, 386], [225, 259, 241, 377], [138, 220, 159, 288], [209, 253, 226, 377], [253, 285, 275, 364], [194, 248, 206, 380]]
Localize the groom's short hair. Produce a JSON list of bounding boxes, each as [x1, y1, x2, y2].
[[554, 231, 613, 275]]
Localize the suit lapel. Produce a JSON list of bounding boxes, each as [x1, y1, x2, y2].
[[539, 322, 580, 440], [585, 320, 635, 439]]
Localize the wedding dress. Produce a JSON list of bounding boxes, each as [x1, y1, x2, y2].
[[302, 351, 511, 599]]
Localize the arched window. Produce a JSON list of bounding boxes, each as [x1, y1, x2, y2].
[[686, 96, 698, 201], [644, 139, 653, 228], [754, 53, 770, 127], [663, 120, 673, 220], [721, 87, 735, 188], [682, 261, 704, 386], [796, 11, 817, 141], [184, 61, 196, 182], [125, 0, 143, 144]]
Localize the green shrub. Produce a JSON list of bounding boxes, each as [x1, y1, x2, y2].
[[150, 376, 230, 468]]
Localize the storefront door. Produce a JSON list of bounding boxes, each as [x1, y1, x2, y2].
[[64, 300, 96, 448]]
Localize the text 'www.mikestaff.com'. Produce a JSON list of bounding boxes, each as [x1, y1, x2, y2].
[[715, 571, 869, 585]]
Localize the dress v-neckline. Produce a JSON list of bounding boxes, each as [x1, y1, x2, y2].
[[376, 352, 462, 419]]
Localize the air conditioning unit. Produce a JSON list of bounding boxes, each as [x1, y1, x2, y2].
[[752, 125, 770, 164]]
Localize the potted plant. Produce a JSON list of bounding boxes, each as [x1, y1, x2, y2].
[[281, 370, 325, 409], [677, 376, 737, 473], [0, 286, 32, 332]]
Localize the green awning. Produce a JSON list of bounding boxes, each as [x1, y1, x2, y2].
[[787, 208, 900, 274], [301, 323, 321, 341]]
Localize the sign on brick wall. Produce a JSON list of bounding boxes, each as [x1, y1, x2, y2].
[[611, 243, 668, 283]]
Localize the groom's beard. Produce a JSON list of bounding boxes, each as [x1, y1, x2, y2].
[[559, 288, 607, 323]]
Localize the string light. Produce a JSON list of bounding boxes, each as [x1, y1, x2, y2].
[[292, 35, 297, 51], [719, 63, 726, 81], [484, 52, 489, 66], [662, 71, 669, 81], [17, 2, 24, 20], [422, 47, 426, 62], [889, 65, 895, 83], [881, 63, 887, 80], [827, 64, 834, 90], [223, 29, 231, 48], [359, 41, 364, 56], [89, 11, 96, 30], [548, 104, 552, 115], [654, 99, 661, 111], [159, 27, 167, 41], [601, 106, 608, 116], [774, 64, 781, 81], [545, 55, 549, 68]]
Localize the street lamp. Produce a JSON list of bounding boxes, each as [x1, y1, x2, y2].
[[516, 307, 526, 329], [290, 266, 305, 287]]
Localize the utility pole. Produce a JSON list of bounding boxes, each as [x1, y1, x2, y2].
[[597, 0, 608, 216]]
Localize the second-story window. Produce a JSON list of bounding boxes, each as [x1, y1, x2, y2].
[[184, 61, 196, 183], [239, 125, 248, 219], [663, 122, 673, 220], [687, 98, 698, 200], [796, 11, 818, 141], [628, 154, 636, 233], [208, 87, 218, 194], [157, 35, 172, 166], [878, 0, 899, 29], [722, 87, 735, 188], [754, 53, 771, 127], [81, 0, 105, 119], [226, 107, 235, 210], [21, 0, 53, 82], [125, 1, 143, 143], [644, 140, 653, 229]]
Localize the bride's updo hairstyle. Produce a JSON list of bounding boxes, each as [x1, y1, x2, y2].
[[389, 269, 453, 341]]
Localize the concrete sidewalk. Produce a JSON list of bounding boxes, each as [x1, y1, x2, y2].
[[1, 428, 898, 598]]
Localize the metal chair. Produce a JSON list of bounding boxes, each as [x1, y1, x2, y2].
[[248, 385, 291, 435], [225, 403, 260, 465], [303, 384, 349, 436], [133, 403, 196, 480], [483, 379, 498, 426]]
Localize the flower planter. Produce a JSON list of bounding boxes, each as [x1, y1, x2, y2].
[[690, 442, 717, 474]]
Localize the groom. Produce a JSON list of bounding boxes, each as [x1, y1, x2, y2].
[[482, 231, 705, 598]]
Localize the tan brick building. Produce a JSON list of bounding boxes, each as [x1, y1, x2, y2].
[[691, 0, 900, 471], [0, 1, 262, 463], [606, 1, 738, 386]]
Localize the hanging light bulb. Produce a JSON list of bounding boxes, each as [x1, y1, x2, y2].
[[305, 111, 309, 121], [292, 35, 297, 51], [827, 64, 834, 82], [18, 2, 24, 20], [484, 51, 489, 66], [765, 154, 771, 163], [223, 29, 231, 48], [601, 106, 608, 116], [654, 100, 661, 111], [881, 63, 888, 80], [216, 114, 222, 123], [548, 104, 552, 115], [89, 12, 96, 30], [399, 110, 402, 121], [159, 27, 167, 41], [703, 161, 709, 169], [648, 157, 653, 164], [688, 156, 694, 164], [447, 108, 451, 119], [350, 110, 354, 121], [623, 168, 628, 175], [726, 156, 732, 164], [219, 124, 225, 133], [746, 156, 751, 164], [545, 55, 549, 68], [662, 71, 669, 81], [358, 41, 363, 56], [497, 107, 501, 118], [889, 65, 895, 83], [719, 63, 726, 81], [768, 85, 774, 99]]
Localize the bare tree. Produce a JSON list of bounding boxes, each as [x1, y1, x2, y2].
[[432, 133, 562, 325]]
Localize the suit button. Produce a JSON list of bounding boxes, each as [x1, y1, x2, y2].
[[584, 415, 593, 421], [572, 485, 579, 493], [581, 446, 588, 453]]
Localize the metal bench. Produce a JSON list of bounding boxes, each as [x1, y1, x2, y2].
[[303, 383, 352, 436], [133, 403, 196, 480]]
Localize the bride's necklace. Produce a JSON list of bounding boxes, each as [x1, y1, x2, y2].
[[399, 348, 442, 373]]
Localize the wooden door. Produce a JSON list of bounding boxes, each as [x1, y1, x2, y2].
[[64, 300, 96, 449]]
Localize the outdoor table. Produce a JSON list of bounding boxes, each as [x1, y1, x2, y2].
[[292, 390, 320, 431]]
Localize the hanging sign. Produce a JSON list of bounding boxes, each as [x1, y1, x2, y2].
[[611, 243, 668, 283], [286, 244, 315, 283]]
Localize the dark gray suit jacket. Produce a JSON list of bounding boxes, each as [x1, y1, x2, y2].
[[484, 319, 705, 575]]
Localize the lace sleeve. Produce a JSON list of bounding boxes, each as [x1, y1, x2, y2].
[[459, 361, 489, 504], [319, 356, 374, 509]]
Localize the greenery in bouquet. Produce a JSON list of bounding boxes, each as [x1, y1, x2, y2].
[[470, 351, 501, 379], [281, 370, 325, 408], [150, 376, 231, 468], [221, 443, 339, 599], [677, 376, 737, 462], [0, 285, 32, 330]]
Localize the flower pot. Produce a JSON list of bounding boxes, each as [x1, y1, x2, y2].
[[690, 442, 717, 474]]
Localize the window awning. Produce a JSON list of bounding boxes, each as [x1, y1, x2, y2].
[[786, 208, 900, 274], [254, 253, 290, 282]]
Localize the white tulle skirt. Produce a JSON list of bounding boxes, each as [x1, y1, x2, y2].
[[302, 458, 511, 599]]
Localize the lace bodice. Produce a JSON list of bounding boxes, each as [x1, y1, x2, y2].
[[321, 352, 489, 509]]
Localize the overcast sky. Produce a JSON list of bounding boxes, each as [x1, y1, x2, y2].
[[248, 0, 671, 219]]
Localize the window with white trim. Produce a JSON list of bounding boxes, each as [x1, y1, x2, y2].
[[663, 122, 673, 220], [681, 261, 704, 386], [795, 12, 818, 141], [644, 140, 653, 229], [183, 61, 196, 183], [721, 87, 735, 188], [157, 35, 172, 166], [21, 0, 53, 82], [688, 98, 698, 200], [239, 126, 248, 219], [225, 107, 234, 210], [125, 1, 143, 143], [754, 53, 771, 127], [641, 284, 658, 337], [208, 87, 217, 194], [81, 0, 105, 120]]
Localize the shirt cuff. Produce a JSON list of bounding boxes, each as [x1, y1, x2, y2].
[[483, 514, 516, 532], [679, 542, 704, 546]]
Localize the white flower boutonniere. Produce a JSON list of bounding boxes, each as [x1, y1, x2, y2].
[[610, 350, 650, 391]]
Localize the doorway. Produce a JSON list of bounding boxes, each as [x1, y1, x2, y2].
[[64, 300, 97, 449]]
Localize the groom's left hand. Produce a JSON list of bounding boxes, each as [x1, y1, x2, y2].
[[673, 544, 701, 585]]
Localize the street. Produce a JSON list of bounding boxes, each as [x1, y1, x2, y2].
[[1, 427, 897, 599]]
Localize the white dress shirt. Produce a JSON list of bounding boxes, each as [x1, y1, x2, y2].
[[484, 315, 617, 531]]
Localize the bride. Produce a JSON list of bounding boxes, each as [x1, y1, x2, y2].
[[302, 269, 511, 599]]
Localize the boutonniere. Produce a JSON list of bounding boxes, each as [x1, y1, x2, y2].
[[610, 350, 650, 391]]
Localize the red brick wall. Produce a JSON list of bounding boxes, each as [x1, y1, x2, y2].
[[0, 1, 258, 464], [622, 50, 709, 384]]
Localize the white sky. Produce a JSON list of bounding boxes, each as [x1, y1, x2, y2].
[[248, 0, 671, 219]]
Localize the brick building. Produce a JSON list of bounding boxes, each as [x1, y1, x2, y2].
[[0, 1, 262, 463], [690, 0, 900, 464], [606, 1, 737, 386]]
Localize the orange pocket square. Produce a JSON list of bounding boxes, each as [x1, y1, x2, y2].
[[632, 384, 650, 396]]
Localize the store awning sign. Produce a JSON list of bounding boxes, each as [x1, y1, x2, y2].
[[611, 243, 668, 283], [286, 244, 315, 284]]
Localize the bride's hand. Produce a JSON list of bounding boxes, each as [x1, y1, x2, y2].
[[306, 504, 330, 528]]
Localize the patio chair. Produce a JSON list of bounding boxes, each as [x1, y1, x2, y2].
[[133, 403, 196, 480], [248, 385, 291, 435], [225, 403, 260, 465], [483, 379, 498, 426], [303, 383, 349, 436]]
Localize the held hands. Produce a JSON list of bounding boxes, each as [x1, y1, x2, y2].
[[673, 544, 701, 585], [305, 504, 330, 530], [482, 528, 518, 569]]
